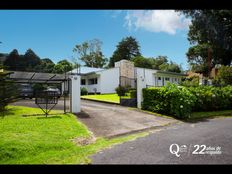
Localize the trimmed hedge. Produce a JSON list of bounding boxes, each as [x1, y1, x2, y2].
[[142, 83, 196, 119], [142, 83, 232, 119], [188, 86, 232, 111]]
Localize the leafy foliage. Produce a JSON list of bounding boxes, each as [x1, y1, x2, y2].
[[179, 10, 232, 72], [132, 55, 182, 73], [81, 87, 88, 96], [214, 65, 232, 86], [115, 86, 128, 96], [142, 83, 196, 119], [73, 39, 108, 68], [188, 86, 232, 111], [180, 76, 199, 87], [143, 84, 232, 119], [109, 36, 141, 67], [53, 59, 73, 74]]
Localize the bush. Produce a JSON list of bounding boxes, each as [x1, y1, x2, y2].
[[129, 89, 137, 98], [115, 86, 128, 96], [214, 66, 232, 86], [180, 76, 199, 87], [188, 85, 232, 111], [142, 83, 196, 119], [142, 84, 232, 119], [81, 87, 88, 96]]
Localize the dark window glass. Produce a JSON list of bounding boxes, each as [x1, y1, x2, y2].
[[88, 78, 98, 85], [165, 77, 170, 81], [81, 79, 86, 85], [158, 77, 161, 80]]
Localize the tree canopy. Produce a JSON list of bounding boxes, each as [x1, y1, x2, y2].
[[178, 10, 232, 74], [132, 55, 182, 73], [53, 59, 73, 74], [109, 36, 141, 67], [73, 39, 107, 68]]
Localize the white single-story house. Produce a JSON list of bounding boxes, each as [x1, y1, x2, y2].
[[68, 60, 186, 94]]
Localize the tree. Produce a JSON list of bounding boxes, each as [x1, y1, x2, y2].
[[34, 58, 55, 73], [132, 56, 153, 69], [73, 39, 108, 68], [53, 59, 73, 74], [23, 49, 41, 71], [4, 49, 20, 71], [108, 36, 141, 67], [178, 10, 232, 70], [214, 65, 232, 86], [151, 56, 169, 70]]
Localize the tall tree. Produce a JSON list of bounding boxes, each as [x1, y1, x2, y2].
[[108, 36, 141, 67], [34, 58, 55, 73], [53, 59, 73, 74], [73, 39, 107, 68], [4, 49, 20, 70], [178, 10, 232, 74], [23, 49, 41, 71]]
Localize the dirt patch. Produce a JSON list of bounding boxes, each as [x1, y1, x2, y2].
[[73, 135, 96, 146]]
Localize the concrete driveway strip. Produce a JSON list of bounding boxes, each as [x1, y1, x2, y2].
[[78, 100, 177, 138], [91, 117, 232, 164]]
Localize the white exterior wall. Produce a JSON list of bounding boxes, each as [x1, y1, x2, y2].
[[81, 75, 100, 93], [70, 75, 80, 113], [98, 67, 120, 94]]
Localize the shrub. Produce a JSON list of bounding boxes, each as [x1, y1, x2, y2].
[[180, 76, 199, 87], [142, 83, 196, 119], [215, 65, 232, 86], [129, 89, 137, 98], [115, 86, 128, 96], [188, 85, 232, 111], [81, 87, 88, 96], [142, 84, 232, 119]]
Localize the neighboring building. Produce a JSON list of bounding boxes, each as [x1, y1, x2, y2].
[[69, 60, 187, 94]]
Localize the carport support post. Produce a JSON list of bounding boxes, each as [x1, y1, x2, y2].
[[70, 75, 80, 113], [137, 73, 146, 109]]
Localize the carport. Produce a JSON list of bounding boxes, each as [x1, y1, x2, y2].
[[9, 71, 81, 114]]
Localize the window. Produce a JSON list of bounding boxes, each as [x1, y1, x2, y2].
[[158, 77, 161, 80], [81, 79, 86, 85], [165, 77, 170, 81], [88, 78, 98, 85]]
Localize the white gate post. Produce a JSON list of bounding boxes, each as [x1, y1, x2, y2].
[[137, 72, 146, 109], [70, 75, 80, 113]]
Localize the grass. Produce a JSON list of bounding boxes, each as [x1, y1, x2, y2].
[[0, 105, 148, 164], [190, 110, 232, 120], [136, 108, 232, 122], [81, 93, 120, 104]]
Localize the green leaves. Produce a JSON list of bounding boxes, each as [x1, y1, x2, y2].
[[142, 84, 196, 119], [142, 83, 232, 119]]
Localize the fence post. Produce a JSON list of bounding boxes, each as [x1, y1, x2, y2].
[[70, 75, 80, 113], [137, 73, 146, 109]]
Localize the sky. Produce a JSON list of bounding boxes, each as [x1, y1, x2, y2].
[[0, 10, 192, 70]]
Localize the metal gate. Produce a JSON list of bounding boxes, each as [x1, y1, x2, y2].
[[119, 76, 137, 107]]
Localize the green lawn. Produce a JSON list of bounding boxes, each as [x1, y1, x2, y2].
[[190, 110, 232, 120], [81, 94, 120, 104], [0, 106, 148, 164]]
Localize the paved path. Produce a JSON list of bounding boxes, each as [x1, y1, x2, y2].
[[78, 100, 177, 137], [12, 99, 177, 138], [91, 117, 232, 164]]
